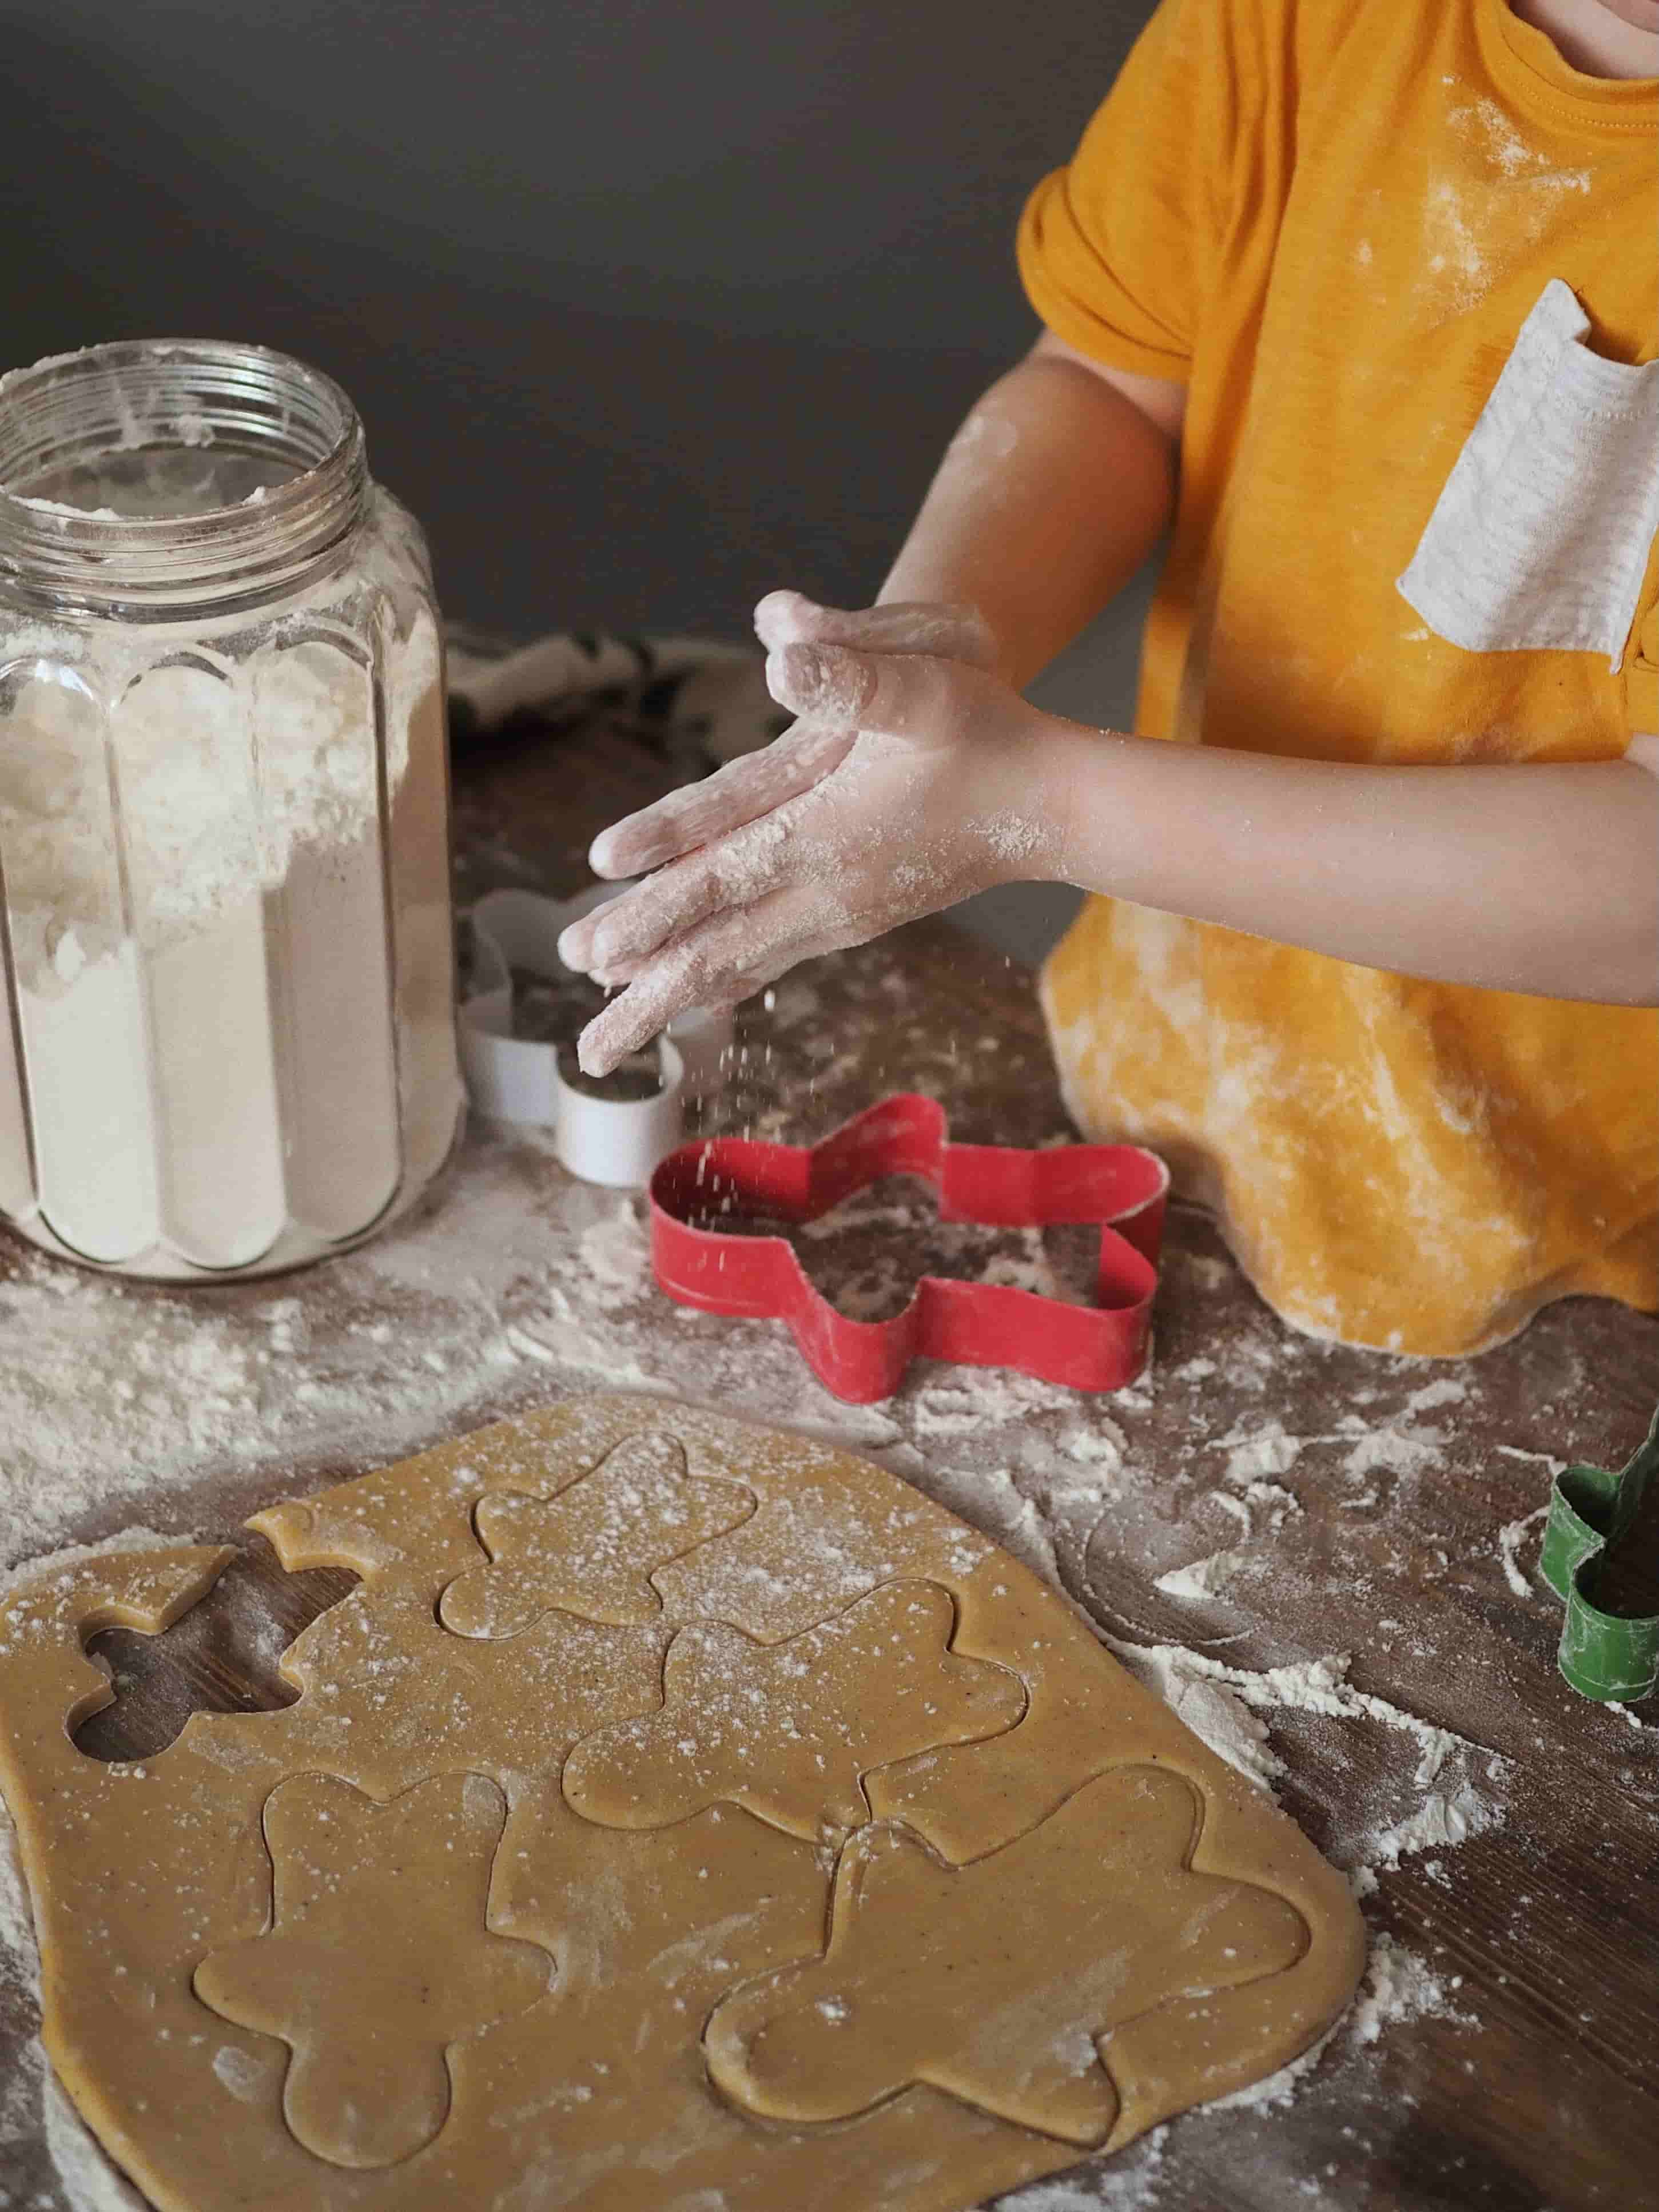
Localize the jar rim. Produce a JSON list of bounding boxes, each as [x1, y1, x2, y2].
[[0, 338, 369, 619]]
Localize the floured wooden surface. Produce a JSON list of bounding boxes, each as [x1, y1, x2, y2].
[[0, 1400, 1363, 2210], [0, 729, 1653, 2210]]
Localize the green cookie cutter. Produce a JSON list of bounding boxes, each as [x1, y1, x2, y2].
[[1539, 1405, 1659, 1704]]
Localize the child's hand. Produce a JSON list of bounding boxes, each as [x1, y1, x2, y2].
[[562, 595, 1062, 1076], [575, 590, 1000, 886]]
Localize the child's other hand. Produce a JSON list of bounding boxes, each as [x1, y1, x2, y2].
[[562, 592, 1061, 1076]]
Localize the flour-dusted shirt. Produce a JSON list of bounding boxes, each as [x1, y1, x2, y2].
[[1017, 0, 1657, 1355]]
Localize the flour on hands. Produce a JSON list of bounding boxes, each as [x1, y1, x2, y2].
[[564, 592, 1057, 1076]]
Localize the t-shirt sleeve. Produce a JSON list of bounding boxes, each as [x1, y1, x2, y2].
[[1016, 0, 1264, 381]]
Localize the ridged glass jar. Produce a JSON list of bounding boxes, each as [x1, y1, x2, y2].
[[0, 339, 463, 1279]]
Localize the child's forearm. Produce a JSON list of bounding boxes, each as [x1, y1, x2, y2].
[[566, 631, 1657, 1073], [877, 342, 1177, 689], [1041, 723, 1659, 1006]]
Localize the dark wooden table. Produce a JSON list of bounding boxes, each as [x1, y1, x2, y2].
[[1, 711, 1655, 2212]]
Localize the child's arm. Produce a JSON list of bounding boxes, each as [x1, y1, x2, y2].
[[785, 642, 1659, 1004], [564, 348, 1658, 1075], [569, 630, 1657, 1073], [579, 335, 1180, 885], [877, 332, 1183, 690]]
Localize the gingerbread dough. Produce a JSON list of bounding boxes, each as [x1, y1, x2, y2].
[[563, 1579, 1027, 1839], [195, 1772, 550, 2168], [706, 1765, 1307, 2143], [438, 1429, 754, 1634], [0, 1397, 1367, 2211]]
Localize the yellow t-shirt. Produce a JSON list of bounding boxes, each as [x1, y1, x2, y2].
[[1017, 0, 1658, 1355]]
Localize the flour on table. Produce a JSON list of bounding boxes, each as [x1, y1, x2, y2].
[[43, 2076, 148, 2212], [1103, 1638, 1508, 1893], [1154, 1547, 1253, 1602], [1218, 1422, 1305, 1485], [996, 2126, 1169, 2211], [1366, 1785, 1501, 1868], [1335, 1380, 1466, 1484], [1495, 1503, 1550, 1601], [1112, 1646, 1286, 1799], [1348, 1932, 1474, 2044], [1201, 1931, 1471, 2119]]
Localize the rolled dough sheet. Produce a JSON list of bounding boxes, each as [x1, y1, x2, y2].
[[0, 1395, 1366, 2210]]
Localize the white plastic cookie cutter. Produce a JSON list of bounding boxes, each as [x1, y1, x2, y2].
[[459, 885, 733, 1188]]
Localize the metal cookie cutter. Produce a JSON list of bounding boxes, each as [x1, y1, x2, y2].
[[1540, 1405, 1659, 1704], [460, 885, 733, 1188], [649, 1093, 1169, 1404]]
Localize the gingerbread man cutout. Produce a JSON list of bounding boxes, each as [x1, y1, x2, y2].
[[195, 1771, 550, 2168], [563, 1580, 1026, 1840], [705, 1765, 1310, 2144], [439, 1431, 754, 1636]]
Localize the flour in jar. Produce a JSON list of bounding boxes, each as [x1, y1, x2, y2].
[[0, 427, 459, 1278]]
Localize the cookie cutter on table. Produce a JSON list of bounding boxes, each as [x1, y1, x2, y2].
[[459, 885, 733, 1188], [1540, 1404, 1659, 1704], [649, 1093, 1169, 1404]]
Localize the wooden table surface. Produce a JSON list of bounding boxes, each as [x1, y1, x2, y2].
[[1, 711, 1656, 2212]]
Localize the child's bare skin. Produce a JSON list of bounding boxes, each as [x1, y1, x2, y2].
[[564, 0, 1658, 1078]]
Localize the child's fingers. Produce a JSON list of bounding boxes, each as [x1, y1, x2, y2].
[[580, 802, 803, 974], [578, 716, 855, 894], [579, 600, 994, 942], [576, 889, 834, 1075], [754, 591, 997, 670], [765, 641, 994, 739]]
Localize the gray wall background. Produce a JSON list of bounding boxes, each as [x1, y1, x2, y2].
[[2, 0, 1160, 956]]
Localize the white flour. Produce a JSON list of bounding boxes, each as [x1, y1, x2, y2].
[[994, 1934, 1472, 2209], [1103, 1640, 1509, 1889], [1153, 1547, 1252, 1601], [1218, 1422, 1304, 1484], [1333, 1380, 1465, 1484], [996, 2128, 1169, 2211], [1348, 1933, 1473, 2044], [1495, 1503, 1550, 1602], [42, 2077, 148, 2212], [1365, 1786, 1500, 1868], [0, 1781, 150, 2211], [0, 427, 448, 1276], [1111, 1644, 1285, 1799]]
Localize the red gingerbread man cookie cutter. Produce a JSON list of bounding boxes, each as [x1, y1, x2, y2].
[[648, 1094, 1168, 1404]]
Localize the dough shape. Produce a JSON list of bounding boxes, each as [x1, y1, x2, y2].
[[0, 1398, 1368, 2211], [194, 1771, 550, 2168], [706, 1765, 1307, 2145], [439, 1430, 754, 1635], [564, 1580, 1027, 1839]]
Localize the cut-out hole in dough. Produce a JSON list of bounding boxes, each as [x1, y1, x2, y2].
[[194, 1770, 551, 2170], [705, 1765, 1311, 2146], [563, 1580, 1028, 1841], [71, 1538, 360, 1763], [437, 1431, 755, 1637]]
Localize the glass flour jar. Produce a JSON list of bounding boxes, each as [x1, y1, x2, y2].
[[0, 339, 463, 1279]]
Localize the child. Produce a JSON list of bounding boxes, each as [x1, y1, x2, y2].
[[559, 0, 1658, 1360]]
